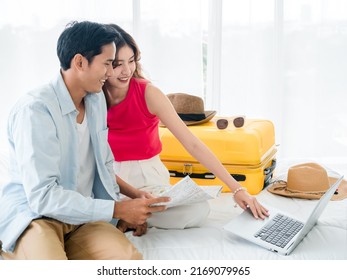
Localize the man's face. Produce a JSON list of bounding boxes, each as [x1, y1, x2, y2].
[[81, 42, 116, 93]]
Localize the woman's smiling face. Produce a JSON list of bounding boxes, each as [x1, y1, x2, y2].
[[107, 45, 136, 90]]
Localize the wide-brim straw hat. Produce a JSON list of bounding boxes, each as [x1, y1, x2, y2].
[[267, 162, 347, 200], [160, 93, 216, 126]]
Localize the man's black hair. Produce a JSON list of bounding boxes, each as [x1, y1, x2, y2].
[[57, 21, 120, 70]]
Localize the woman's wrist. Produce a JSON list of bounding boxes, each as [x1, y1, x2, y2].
[[232, 186, 247, 197], [231, 186, 247, 208]]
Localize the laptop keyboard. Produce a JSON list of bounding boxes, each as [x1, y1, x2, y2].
[[254, 213, 304, 248]]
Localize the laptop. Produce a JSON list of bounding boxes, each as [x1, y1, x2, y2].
[[223, 176, 344, 255]]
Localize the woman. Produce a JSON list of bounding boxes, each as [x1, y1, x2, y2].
[[103, 24, 269, 229]]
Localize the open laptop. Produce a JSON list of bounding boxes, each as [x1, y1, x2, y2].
[[223, 176, 344, 255]]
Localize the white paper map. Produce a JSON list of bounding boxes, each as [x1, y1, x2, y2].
[[155, 176, 222, 208]]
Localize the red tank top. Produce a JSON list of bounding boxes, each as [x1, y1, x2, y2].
[[107, 78, 161, 161]]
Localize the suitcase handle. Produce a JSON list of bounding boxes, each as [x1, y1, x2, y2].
[[169, 170, 246, 182], [264, 159, 276, 175], [263, 159, 276, 187]]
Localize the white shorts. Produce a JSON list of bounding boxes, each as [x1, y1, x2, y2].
[[113, 155, 170, 196], [114, 155, 210, 229]]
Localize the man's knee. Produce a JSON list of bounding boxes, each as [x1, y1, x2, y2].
[[111, 229, 143, 260], [69, 221, 143, 260]]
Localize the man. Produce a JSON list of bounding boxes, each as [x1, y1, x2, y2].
[[0, 21, 168, 260]]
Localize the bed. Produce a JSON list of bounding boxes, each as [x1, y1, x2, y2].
[[125, 190, 347, 260], [0, 148, 346, 260], [124, 159, 347, 260]]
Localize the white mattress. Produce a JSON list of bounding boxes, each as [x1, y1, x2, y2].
[[0, 148, 346, 260], [125, 191, 347, 259], [125, 158, 347, 260]]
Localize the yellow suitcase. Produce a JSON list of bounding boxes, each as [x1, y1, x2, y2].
[[159, 118, 277, 194]]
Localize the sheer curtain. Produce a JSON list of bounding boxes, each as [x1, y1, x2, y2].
[[135, 0, 204, 95], [207, 0, 347, 173], [280, 0, 347, 169], [0, 0, 346, 172]]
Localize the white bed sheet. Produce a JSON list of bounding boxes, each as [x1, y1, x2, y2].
[[125, 157, 347, 260], [125, 191, 347, 260]]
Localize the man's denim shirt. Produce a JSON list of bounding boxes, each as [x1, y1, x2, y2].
[[0, 72, 120, 252]]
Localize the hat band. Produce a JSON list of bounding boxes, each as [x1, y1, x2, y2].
[[178, 113, 205, 121]]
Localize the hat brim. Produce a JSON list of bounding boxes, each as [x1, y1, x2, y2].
[[267, 176, 347, 200], [159, 110, 217, 127]]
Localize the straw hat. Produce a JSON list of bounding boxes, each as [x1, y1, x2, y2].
[[161, 93, 216, 126], [267, 162, 347, 200]]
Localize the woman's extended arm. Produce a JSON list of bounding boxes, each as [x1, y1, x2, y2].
[[145, 84, 269, 219]]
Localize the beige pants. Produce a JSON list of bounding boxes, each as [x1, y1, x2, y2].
[[1, 218, 142, 260], [114, 155, 210, 229]]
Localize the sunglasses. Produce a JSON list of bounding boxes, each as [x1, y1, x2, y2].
[[216, 116, 245, 130]]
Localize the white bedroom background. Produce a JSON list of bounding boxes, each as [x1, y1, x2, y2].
[[0, 0, 346, 173]]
